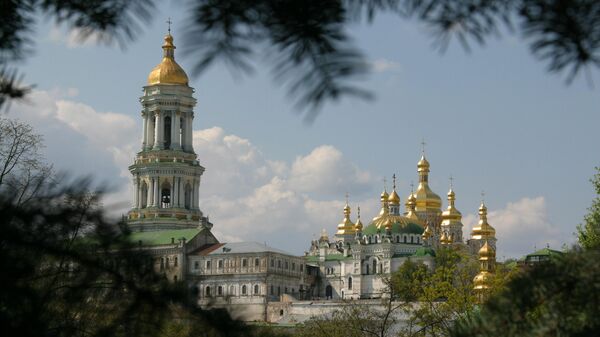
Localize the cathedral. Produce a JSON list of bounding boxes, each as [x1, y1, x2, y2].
[[305, 153, 498, 300], [123, 30, 499, 320]]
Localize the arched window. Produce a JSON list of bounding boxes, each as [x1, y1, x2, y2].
[[164, 115, 172, 149], [206, 260, 211, 269], [242, 285, 247, 295], [403, 235, 408, 243], [242, 258, 248, 267], [255, 258, 260, 267], [396, 235, 400, 243], [411, 236, 414, 244], [348, 277, 353, 290], [205, 286, 211, 296], [194, 261, 199, 270], [160, 180, 172, 208], [254, 284, 260, 295], [372, 259, 377, 274], [229, 285, 235, 296], [174, 256, 178, 267], [366, 265, 370, 275], [218, 260, 223, 268], [217, 286, 223, 296], [368, 236, 372, 244]]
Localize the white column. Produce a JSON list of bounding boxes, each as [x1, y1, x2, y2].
[[147, 113, 155, 149], [192, 179, 197, 210], [148, 178, 154, 207], [137, 180, 144, 208], [173, 177, 179, 207], [141, 113, 148, 149], [153, 112, 162, 150], [132, 178, 138, 208], [186, 115, 194, 152], [154, 176, 160, 207], [172, 112, 181, 150], [179, 178, 185, 208]]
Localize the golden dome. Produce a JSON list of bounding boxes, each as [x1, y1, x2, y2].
[[354, 206, 363, 232], [336, 201, 355, 235], [384, 217, 393, 231], [388, 190, 400, 204], [380, 189, 389, 201], [417, 155, 430, 171], [478, 241, 496, 259], [471, 202, 496, 239], [440, 232, 449, 244], [422, 224, 432, 239], [473, 271, 493, 290], [147, 34, 189, 86]]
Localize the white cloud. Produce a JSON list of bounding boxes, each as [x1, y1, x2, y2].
[[371, 58, 402, 73], [463, 197, 568, 259], [9, 91, 378, 254]]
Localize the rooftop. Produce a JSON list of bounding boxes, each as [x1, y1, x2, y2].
[[197, 241, 294, 256], [129, 228, 201, 246]]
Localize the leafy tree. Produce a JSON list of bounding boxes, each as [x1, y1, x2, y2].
[[451, 248, 600, 337], [2, 1, 600, 119], [577, 167, 600, 250]]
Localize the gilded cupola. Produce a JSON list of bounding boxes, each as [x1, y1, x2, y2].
[[473, 241, 496, 299], [405, 183, 419, 220], [414, 153, 442, 213], [147, 32, 189, 86], [441, 178, 464, 243], [336, 197, 356, 235], [354, 206, 363, 232], [470, 201, 496, 241]]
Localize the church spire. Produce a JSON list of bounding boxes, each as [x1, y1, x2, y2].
[[336, 193, 355, 235], [441, 175, 463, 243], [414, 141, 441, 213], [473, 240, 496, 302]]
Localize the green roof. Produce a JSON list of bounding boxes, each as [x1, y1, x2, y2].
[[129, 228, 201, 246], [304, 253, 349, 262], [526, 247, 564, 258], [362, 222, 424, 235], [413, 247, 436, 257]]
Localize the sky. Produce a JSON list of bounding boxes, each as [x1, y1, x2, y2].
[[8, 3, 600, 259]]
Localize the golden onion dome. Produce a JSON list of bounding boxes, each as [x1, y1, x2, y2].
[[354, 206, 364, 232], [384, 217, 393, 231], [417, 155, 430, 171], [478, 241, 496, 259], [147, 34, 189, 86], [473, 271, 493, 290], [422, 224, 432, 239], [471, 202, 496, 239], [440, 232, 449, 244], [388, 189, 400, 204], [380, 189, 389, 201]]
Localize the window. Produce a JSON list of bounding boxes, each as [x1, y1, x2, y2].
[[206, 286, 211, 296], [411, 236, 414, 244], [270, 259, 274, 267], [229, 285, 235, 296], [403, 235, 408, 243], [218, 286, 223, 296], [242, 285, 247, 295], [254, 284, 259, 295], [160, 258, 165, 271], [218, 260, 223, 268], [206, 260, 211, 269], [292, 262, 296, 271], [270, 285, 274, 295], [174, 256, 178, 267], [348, 277, 353, 290], [255, 258, 260, 267], [174, 275, 178, 282], [242, 258, 248, 267], [284, 261, 288, 269], [278, 260, 281, 268], [396, 235, 400, 243], [194, 261, 199, 270], [300, 264, 304, 272], [284, 287, 288, 293]]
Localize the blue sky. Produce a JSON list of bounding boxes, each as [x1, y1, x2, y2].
[[11, 3, 600, 259]]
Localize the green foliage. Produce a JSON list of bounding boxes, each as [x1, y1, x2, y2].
[[390, 259, 428, 302], [451, 248, 600, 337], [399, 248, 479, 336], [577, 167, 600, 250], [0, 179, 260, 337]]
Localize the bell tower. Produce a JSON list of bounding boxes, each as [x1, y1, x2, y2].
[[127, 31, 210, 231]]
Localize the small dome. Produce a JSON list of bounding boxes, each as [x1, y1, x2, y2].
[[473, 271, 493, 289], [479, 241, 496, 259], [380, 189, 389, 201], [147, 34, 189, 86], [417, 155, 430, 171], [388, 189, 400, 204]]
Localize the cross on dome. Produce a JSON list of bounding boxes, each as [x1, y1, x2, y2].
[[166, 17, 172, 34]]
